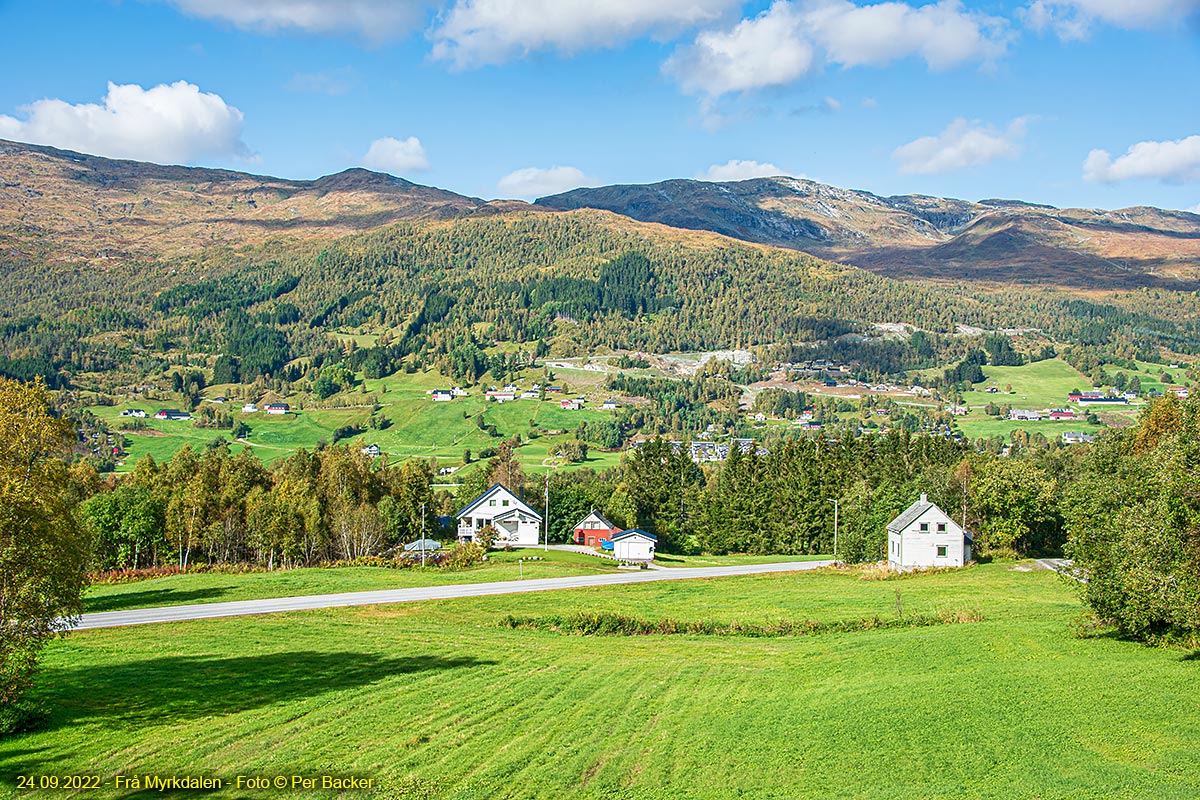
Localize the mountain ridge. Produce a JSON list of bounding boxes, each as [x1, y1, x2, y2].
[[536, 176, 1200, 289]]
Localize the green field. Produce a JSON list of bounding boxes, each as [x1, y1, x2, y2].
[[5, 565, 1199, 799], [91, 367, 625, 476], [961, 358, 1093, 408], [82, 552, 830, 613], [81, 549, 624, 613]]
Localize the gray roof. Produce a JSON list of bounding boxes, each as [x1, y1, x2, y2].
[[886, 497, 935, 533]]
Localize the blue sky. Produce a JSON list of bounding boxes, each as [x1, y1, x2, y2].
[[0, 0, 1197, 211]]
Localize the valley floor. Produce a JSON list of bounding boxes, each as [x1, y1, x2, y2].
[[4, 565, 1197, 799]]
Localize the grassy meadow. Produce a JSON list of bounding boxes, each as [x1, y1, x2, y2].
[[90, 366, 623, 476], [4, 564, 1199, 799], [82, 549, 624, 613]]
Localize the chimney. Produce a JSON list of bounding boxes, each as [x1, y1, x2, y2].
[[920, 492, 928, 503]]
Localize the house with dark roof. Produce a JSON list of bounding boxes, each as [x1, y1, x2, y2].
[[455, 483, 543, 547], [611, 528, 656, 562], [886, 493, 971, 570], [572, 510, 620, 547]]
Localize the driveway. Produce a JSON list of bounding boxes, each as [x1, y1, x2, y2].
[[73, 560, 833, 630]]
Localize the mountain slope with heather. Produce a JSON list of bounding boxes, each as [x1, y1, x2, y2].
[[0, 139, 529, 268], [536, 177, 1200, 290]]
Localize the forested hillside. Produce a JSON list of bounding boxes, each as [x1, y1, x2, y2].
[[2, 141, 1200, 405]]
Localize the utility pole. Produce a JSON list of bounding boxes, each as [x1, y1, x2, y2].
[[827, 498, 839, 563], [420, 502, 427, 567], [544, 470, 549, 552]]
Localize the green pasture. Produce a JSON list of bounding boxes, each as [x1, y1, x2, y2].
[[960, 358, 1091, 408], [5, 565, 1199, 799], [89, 368, 624, 475], [82, 549, 623, 613]]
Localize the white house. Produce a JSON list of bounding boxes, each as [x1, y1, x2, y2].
[[431, 390, 453, 402], [265, 403, 290, 415], [456, 483, 543, 547], [611, 529, 656, 562], [241, 403, 258, 414], [886, 494, 972, 570]]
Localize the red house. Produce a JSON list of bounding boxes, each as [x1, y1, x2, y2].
[[1049, 409, 1076, 420], [573, 510, 620, 547]]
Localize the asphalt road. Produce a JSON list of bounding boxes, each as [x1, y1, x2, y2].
[[74, 560, 834, 630]]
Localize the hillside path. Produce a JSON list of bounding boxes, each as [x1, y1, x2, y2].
[[74, 560, 832, 630]]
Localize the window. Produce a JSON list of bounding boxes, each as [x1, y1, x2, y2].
[[937, 523, 946, 533], [502, 500, 509, 507], [489, 499, 496, 507], [919, 522, 929, 532], [936, 545, 947, 557]]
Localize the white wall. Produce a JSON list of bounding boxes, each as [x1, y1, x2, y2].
[[889, 509, 966, 569], [613, 536, 655, 561]]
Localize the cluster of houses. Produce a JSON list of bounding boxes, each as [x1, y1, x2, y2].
[[453, 483, 657, 562], [1010, 407, 1088, 421], [429, 385, 619, 411], [628, 437, 769, 464], [1067, 391, 1131, 405], [240, 402, 290, 415], [453, 483, 973, 571], [122, 402, 291, 421]]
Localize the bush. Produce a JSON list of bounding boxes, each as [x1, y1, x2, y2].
[[442, 542, 485, 570]]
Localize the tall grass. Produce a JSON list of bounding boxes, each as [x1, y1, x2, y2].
[[497, 609, 983, 638]]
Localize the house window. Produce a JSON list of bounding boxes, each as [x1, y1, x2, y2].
[[937, 523, 946, 532], [489, 500, 496, 507], [502, 500, 509, 507], [919, 522, 929, 532], [936, 545, 947, 557]]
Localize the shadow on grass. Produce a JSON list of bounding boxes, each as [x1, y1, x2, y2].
[[83, 587, 237, 613], [32, 651, 495, 732], [1180, 650, 1200, 661]]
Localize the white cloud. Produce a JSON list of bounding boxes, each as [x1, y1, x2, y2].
[[431, 0, 737, 68], [162, 0, 430, 42], [803, 0, 1009, 70], [663, 2, 814, 96], [1185, 204, 1200, 214], [0, 81, 248, 164], [699, 159, 787, 181], [893, 117, 1028, 174], [362, 137, 429, 173], [497, 166, 592, 199], [1083, 136, 1200, 184], [287, 67, 356, 95], [666, 0, 1009, 97], [1021, 0, 1200, 40]]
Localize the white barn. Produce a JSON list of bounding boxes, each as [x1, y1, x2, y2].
[[886, 494, 972, 570], [611, 529, 657, 562], [456, 483, 543, 548]]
